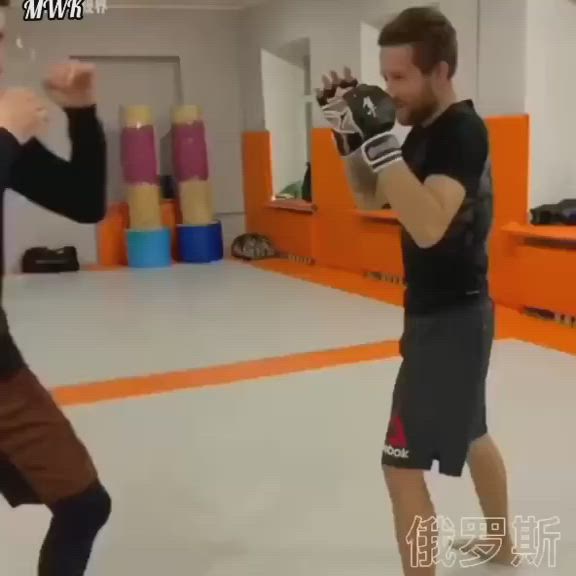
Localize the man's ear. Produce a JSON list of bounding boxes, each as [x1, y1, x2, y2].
[[433, 61, 450, 83]]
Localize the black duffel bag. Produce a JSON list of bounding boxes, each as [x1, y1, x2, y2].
[[530, 199, 576, 225], [21, 246, 80, 274]]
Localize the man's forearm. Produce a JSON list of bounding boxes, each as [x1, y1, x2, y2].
[[374, 161, 445, 247], [0, 129, 22, 192], [344, 149, 385, 210], [65, 106, 107, 221], [8, 106, 107, 223]]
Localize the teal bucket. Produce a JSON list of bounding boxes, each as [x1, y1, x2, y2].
[[126, 228, 172, 268]]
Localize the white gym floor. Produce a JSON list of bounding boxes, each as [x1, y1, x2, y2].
[[1, 262, 575, 575], [4, 263, 404, 388]]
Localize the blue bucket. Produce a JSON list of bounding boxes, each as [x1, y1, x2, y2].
[[126, 228, 172, 268], [178, 221, 224, 263]]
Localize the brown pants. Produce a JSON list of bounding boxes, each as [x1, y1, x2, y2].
[[0, 367, 98, 507]]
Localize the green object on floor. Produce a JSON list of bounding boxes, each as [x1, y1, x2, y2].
[[277, 181, 302, 200]]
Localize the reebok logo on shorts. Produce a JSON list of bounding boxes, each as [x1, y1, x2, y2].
[[384, 415, 410, 459], [383, 444, 410, 459]]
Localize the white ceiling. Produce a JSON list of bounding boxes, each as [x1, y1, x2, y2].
[[108, 0, 271, 8]]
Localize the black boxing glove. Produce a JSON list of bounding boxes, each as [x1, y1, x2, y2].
[[316, 76, 363, 157], [340, 85, 403, 172]]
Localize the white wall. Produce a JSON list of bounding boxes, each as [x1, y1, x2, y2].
[[261, 49, 308, 195], [360, 22, 381, 88], [475, 0, 576, 208], [477, 0, 527, 117], [524, 0, 576, 208], [3, 8, 245, 272]]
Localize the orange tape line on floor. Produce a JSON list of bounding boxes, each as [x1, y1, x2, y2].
[[54, 341, 400, 407]]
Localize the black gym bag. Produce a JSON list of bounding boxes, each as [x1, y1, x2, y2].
[[530, 199, 576, 225], [21, 246, 80, 274]]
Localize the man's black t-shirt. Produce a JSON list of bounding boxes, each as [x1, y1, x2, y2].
[[0, 107, 106, 377], [400, 100, 493, 314]]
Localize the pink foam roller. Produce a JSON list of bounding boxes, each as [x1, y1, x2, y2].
[[121, 126, 158, 184], [172, 121, 209, 181]]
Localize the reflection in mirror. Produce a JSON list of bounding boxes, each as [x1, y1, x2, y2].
[[261, 38, 312, 203]]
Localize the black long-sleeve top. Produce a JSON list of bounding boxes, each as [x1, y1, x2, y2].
[[0, 105, 107, 377]]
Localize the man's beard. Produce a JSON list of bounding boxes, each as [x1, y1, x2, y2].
[[398, 92, 439, 127]]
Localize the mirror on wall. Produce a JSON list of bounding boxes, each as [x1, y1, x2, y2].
[[261, 38, 312, 203]]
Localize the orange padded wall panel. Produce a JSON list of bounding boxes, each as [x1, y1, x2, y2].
[[311, 129, 363, 271]]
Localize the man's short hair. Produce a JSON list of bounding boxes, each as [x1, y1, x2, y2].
[[378, 6, 458, 78]]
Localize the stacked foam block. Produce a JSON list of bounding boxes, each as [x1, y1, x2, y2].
[[121, 106, 171, 268], [172, 105, 223, 263]]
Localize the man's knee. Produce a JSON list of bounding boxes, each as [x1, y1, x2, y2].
[[382, 463, 400, 492], [382, 462, 415, 479], [51, 482, 111, 536], [382, 458, 428, 496]]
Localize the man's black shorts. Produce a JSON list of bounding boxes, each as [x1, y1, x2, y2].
[[382, 297, 494, 477]]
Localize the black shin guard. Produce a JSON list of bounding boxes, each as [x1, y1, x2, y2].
[[39, 481, 111, 576]]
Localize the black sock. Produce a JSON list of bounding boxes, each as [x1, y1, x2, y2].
[[38, 482, 111, 576]]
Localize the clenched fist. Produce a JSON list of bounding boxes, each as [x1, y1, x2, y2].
[[0, 88, 49, 145], [43, 60, 96, 109]]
